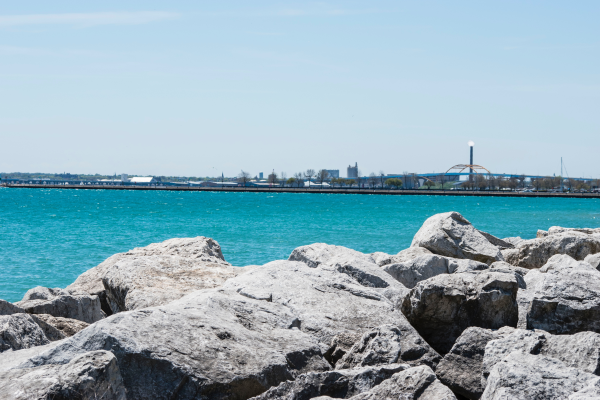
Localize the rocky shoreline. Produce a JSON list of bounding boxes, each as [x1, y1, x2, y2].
[[2, 211, 600, 399]]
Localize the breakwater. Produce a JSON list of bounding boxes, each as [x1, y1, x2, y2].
[[3, 183, 600, 198]]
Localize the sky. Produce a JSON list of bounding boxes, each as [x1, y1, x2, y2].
[[0, 1, 598, 178]]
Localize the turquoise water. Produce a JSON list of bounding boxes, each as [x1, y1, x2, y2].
[[1, 187, 599, 302]]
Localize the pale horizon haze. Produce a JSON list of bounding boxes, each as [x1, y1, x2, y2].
[[1, 1, 598, 178]]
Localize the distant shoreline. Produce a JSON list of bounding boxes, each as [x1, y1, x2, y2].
[[3, 183, 600, 199]]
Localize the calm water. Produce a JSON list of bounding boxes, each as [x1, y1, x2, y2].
[[1, 187, 599, 302]]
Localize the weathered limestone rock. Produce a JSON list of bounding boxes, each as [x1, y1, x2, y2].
[[224, 259, 418, 349], [31, 314, 89, 340], [0, 299, 24, 316], [548, 226, 600, 236], [401, 270, 519, 354], [344, 366, 457, 400], [537, 229, 549, 238], [436, 327, 505, 400], [101, 254, 240, 313], [482, 328, 600, 386], [502, 236, 525, 247], [383, 254, 488, 289], [489, 261, 529, 278], [585, 253, 600, 270], [481, 352, 599, 400], [325, 332, 363, 366], [522, 255, 600, 333], [502, 232, 600, 269], [250, 364, 408, 400], [371, 247, 433, 267], [16, 286, 104, 324], [2, 288, 331, 399], [0, 350, 126, 400], [288, 243, 411, 307], [66, 236, 232, 314], [0, 313, 50, 352], [336, 325, 440, 371], [410, 212, 512, 264]]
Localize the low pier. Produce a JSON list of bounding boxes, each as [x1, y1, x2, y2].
[[3, 183, 600, 198]]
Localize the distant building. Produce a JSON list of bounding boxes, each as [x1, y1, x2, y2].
[[347, 163, 358, 178], [130, 177, 154, 183], [325, 169, 339, 179], [121, 173, 128, 182], [259, 172, 264, 179]]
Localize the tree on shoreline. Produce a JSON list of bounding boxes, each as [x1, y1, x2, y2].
[[316, 170, 329, 185], [237, 170, 251, 187], [385, 178, 402, 189]]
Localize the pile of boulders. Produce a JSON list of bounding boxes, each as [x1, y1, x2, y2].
[[1, 211, 600, 399]]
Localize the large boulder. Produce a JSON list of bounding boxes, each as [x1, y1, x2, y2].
[[335, 325, 440, 371], [548, 227, 600, 236], [522, 255, 600, 333], [383, 254, 488, 289], [502, 232, 600, 269], [482, 328, 600, 386], [411, 212, 512, 264], [435, 327, 507, 400], [249, 364, 408, 400], [101, 254, 240, 313], [0, 300, 24, 316], [66, 236, 233, 314], [16, 286, 104, 324], [2, 288, 330, 400], [290, 243, 376, 268], [481, 352, 600, 400], [0, 350, 126, 400], [0, 314, 50, 352], [341, 366, 457, 400], [401, 270, 520, 354]]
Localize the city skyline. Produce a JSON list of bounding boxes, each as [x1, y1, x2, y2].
[[1, 1, 598, 178]]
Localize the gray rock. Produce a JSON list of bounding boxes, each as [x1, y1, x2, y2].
[[66, 236, 231, 314], [371, 247, 433, 267], [489, 261, 529, 277], [523, 255, 600, 333], [411, 212, 511, 264], [482, 328, 600, 383], [537, 229, 549, 238], [224, 259, 417, 348], [383, 254, 488, 289], [101, 254, 240, 313], [250, 363, 409, 399], [569, 379, 600, 399], [548, 227, 600, 236], [345, 365, 457, 400], [336, 325, 440, 371], [0, 300, 24, 316], [2, 288, 331, 399], [401, 270, 519, 354], [502, 236, 525, 247], [502, 232, 600, 269], [31, 314, 89, 341], [0, 350, 126, 400], [290, 243, 376, 268], [585, 253, 600, 270], [325, 332, 363, 366], [0, 313, 50, 352], [436, 327, 505, 400], [16, 286, 104, 324], [481, 352, 599, 400]]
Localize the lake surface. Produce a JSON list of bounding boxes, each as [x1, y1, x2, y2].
[[1, 187, 599, 302]]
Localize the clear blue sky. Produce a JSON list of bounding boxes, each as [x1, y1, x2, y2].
[[1, 1, 598, 178]]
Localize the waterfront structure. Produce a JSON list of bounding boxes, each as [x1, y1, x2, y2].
[[130, 177, 154, 183], [259, 172, 264, 179], [325, 169, 339, 179], [347, 163, 358, 178]]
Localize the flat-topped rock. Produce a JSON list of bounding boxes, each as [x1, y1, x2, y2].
[[16, 286, 104, 324], [411, 212, 511, 264], [31, 314, 89, 341], [502, 232, 600, 269], [0, 300, 24, 316], [371, 247, 433, 267], [0, 350, 126, 400], [401, 270, 519, 354], [101, 255, 240, 313], [481, 352, 600, 400]]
